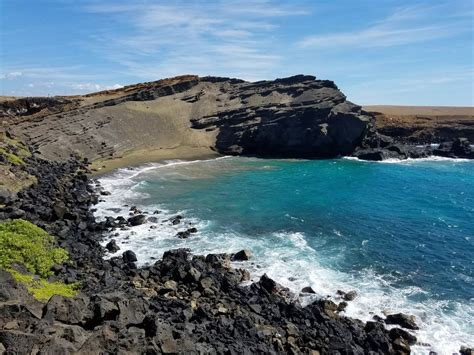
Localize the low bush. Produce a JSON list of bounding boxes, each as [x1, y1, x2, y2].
[[0, 219, 79, 301]]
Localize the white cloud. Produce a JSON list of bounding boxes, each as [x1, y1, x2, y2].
[[70, 83, 123, 92], [298, 4, 470, 49], [0, 71, 23, 80], [84, 0, 307, 81]]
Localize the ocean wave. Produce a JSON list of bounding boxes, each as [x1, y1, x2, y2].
[[344, 156, 472, 164], [95, 158, 473, 355]]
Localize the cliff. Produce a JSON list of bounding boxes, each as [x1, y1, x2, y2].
[[2, 75, 372, 164]]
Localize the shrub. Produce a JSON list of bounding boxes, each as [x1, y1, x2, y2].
[[0, 219, 68, 277], [0, 219, 78, 301]]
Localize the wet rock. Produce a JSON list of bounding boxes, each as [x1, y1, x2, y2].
[[343, 290, 357, 301], [389, 328, 417, 346], [318, 299, 339, 318], [434, 138, 474, 159], [176, 228, 197, 239], [301, 286, 316, 294], [460, 346, 473, 355], [337, 301, 348, 312], [232, 249, 252, 261], [259, 274, 276, 293], [128, 214, 147, 226], [170, 215, 183, 225], [105, 239, 120, 253], [385, 313, 419, 330], [122, 250, 138, 263]]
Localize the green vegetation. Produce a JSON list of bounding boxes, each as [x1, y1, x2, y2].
[[0, 133, 30, 166], [0, 219, 79, 301], [0, 147, 26, 165], [8, 269, 80, 301]]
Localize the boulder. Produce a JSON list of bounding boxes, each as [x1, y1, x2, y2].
[[385, 313, 419, 330], [259, 274, 277, 293], [128, 214, 147, 226], [105, 239, 120, 253], [301, 286, 316, 294], [122, 250, 138, 263], [0, 188, 12, 205], [232, 249, 252, 261], [389, 328, 417, 346], [343, 290, 357, 301]]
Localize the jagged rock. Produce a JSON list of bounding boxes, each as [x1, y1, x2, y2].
[[43, 295, 93, 324], [385, 313, 419, 330], [122, 250, 137, 263], [389, 328, 417, 346], [301, 286, 316, 294], [259, 274, 277, 293], [434, 138, 474, 159], [128, 214, 147, 226], [343, 290, 358, 301], [192, 75, 373, 158], [337, 301, 348, 312], [176, 228, 197, 239], [232, 249, 252, 261], [105, 239, 120, 253], [170, 215, 183, 225]]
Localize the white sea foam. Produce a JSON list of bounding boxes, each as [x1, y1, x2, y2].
[[344, 156, 472, 164], [95, 158, 474, 355]]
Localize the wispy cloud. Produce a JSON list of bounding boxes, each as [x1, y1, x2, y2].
[[84, 0, 307, 81], [0, 65, 123, 95], [298, 3, 471, 49], [0, 71, 23, 80], [70, 83, 123, 91]]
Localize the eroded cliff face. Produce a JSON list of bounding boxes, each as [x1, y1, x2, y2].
[[192, 75, 372, 158], [2, 75, 373, 162]]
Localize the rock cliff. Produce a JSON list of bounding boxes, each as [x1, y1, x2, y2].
[[2, 75, 372, 163]]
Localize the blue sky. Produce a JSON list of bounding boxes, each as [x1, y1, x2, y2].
[[0, 0, 473, 105]]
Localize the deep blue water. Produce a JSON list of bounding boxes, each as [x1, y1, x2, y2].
[[97, 157, 474, 353]]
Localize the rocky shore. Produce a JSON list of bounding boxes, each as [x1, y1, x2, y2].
[[0, 150, 437, 354], [1, 74, 473, 353]]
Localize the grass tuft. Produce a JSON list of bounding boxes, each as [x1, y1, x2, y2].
[[0, 147, 26, 165]]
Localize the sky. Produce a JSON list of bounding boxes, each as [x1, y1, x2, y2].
[[0, 0, 473, 105]]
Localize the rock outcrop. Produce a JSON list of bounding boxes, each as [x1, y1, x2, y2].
[[192, 75, 372, 158], [3, 74, 372, 163]]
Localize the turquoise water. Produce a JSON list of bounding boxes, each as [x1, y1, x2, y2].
[[96, 157, 474, 354]]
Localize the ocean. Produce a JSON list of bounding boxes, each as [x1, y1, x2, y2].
[[95, 156, 474, 354]]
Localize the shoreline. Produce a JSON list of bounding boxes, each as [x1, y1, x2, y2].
[[0, 154, 431, 354], [89, 146, 221, 176], [94, 155, 474, 354]]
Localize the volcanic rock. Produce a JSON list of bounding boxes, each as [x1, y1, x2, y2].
[[385, 313, 419, 330], [122, 250, 138, 263], [232, 249, 252, 261], [128, 214, 147, 226]]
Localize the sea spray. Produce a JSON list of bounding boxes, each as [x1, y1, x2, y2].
[[96, 157, 474, 354]]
